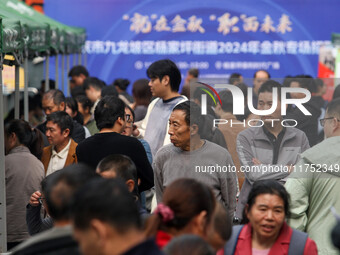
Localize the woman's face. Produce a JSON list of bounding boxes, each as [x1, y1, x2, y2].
[[246, 194, 285, 242]]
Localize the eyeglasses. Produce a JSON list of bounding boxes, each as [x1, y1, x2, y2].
[[125, 114, 133, 124], [38, 197, 45, 205], [319, 117, 340, 127]]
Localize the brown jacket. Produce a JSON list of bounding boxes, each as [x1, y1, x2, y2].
[[218, 112, 247, 188], [41, 139, 78, 173]]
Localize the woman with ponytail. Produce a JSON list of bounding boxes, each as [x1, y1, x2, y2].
[[4, 119, 45, 250], [144, 178, 216, 249]]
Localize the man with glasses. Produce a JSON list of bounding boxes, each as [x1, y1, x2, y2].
[[76, 96, 154, 192], [285, 98, 340, 255]]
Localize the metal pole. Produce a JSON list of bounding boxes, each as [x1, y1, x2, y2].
[[66, 54, 70, 96], [0, 64, 8, 253], [14, 65, 20, 119], [45, 54, 50, 91], [73, 53, 76, 66], [84, 51, 87, 69], [77, 52, 81, 65], [61, 54, 65, 93], [55, 54, 59, 90], [24, 58, 29, 121]]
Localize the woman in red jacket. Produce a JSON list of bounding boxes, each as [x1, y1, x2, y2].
[[223, 180, 318, 255]]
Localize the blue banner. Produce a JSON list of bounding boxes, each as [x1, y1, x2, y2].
[[45, 0, 339, 93]]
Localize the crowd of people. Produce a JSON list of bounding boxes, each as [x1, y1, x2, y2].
[[3, 59, 340, 255]]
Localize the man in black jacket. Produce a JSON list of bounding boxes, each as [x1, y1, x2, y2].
[[76, 96, 154, 192], [37, 89, 85, 144]]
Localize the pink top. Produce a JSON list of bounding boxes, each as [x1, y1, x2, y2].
[[252, 248, 270, 255]]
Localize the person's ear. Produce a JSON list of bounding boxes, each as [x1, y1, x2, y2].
[[9, 132, 17, 145], [89, 219, 109, 245], [245, 204, 250, 219], [125, 179, 135, 193], [192, 210, 208, 236], [62, 128, 71, 138], [162, 75, 170, 86], [117, 116, 125, 126], [190, 124, 199, 136], [332, 117, 340, 132]]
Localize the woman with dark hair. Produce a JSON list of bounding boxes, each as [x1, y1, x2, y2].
[[223, 180, 317, 255], [65, 97, 92, 138], [144, 178, 216, 249], [4, 119, 45, 250], [75, 95, 99, 135], [65, 97, 84, 125], [132, 78, 152, 121], [113, 78, 134, 104]]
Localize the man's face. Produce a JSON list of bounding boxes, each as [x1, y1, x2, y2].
[[73, 227, 103, 255], [253, 71, 270, 95], [148, 76, 168, 98], [289, 81, 306, 99], [70, 75, 86, 89], [258, 91, 281, 123], [323, 111, 339, 139], [45, 121, 69, 146], [85, 86, 99, 103], [42, 97, 64, 115], [168, 110, 191, 151]]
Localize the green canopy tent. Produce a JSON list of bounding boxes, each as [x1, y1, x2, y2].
[[0, 2, 86, 252], [1, 0, 86, 92]]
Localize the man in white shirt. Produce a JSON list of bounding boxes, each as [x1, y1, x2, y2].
[[83, 77, 106, 115], [41, 111, 78, 175]]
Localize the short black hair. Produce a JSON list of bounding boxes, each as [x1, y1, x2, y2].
[[188, 68, 199, 78], [45, 164, 98, 221], [97, 154, 138, 184], [253, 69, 271, 79], [75, 95, 93, 112], [228, 73, 242, 85], [101, 85, 118, 98], [244, 180, 290, 222], [113, 78, 130, 91], [83, 77, 106, 91], [94, 96, 125, 130], [65, 97, 78, 113], [41, 79, 56, 90], [258, 80, 282, 100], [44, 89, 66, 107], [333, 85, 340, 100], [291, 75, 317, 93], [46, 111, 74, 135], [164, 235, 214, 255], [72, 178, 141, 232], [219, 90, 233, 113], [147, 59, 181, 92], [173, 101, 204, 135], [326, 98, 340, 120], [68, 65, 89, 78]]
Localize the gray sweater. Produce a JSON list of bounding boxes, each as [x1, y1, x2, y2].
[[5, 146, 45, 242], [153, 140, 237, 219]]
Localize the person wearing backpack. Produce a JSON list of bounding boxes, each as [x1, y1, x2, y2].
[[222, 180, 317, 255]]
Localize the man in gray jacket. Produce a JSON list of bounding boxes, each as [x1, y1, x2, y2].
[[154, 101, 237, 220], [235, 80, 310, 221]]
